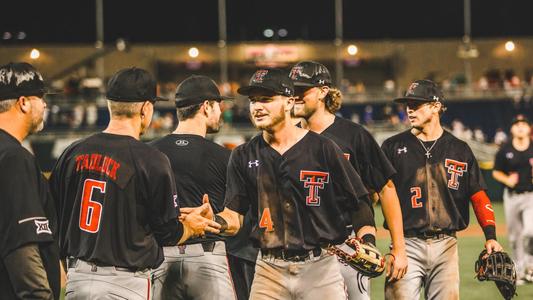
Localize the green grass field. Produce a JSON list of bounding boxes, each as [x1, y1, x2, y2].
[[370, 202, 533, 300]]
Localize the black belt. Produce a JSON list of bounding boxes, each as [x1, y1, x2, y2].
[[66, 257, 139, 272], [404, 230, 456, 240], [200, 241, 216, 252], [261, 247, 323, 262]]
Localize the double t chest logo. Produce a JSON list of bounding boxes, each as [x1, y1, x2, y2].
[[300, 170, 330, 206], [445, 159, 468, 190]]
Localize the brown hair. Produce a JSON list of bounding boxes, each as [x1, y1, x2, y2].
[[324, 87, 342, 113]]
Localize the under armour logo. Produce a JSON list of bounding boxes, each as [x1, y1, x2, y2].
[[506, 152, 514, 159], [318, 79, 325, 85], [248, 160, 259, 168], [397, 147, 407, 154], [35, 219, 52, 235], [433, 96, 439, 101], [175, 140, 189, 146], [285, 88, 292, 96]]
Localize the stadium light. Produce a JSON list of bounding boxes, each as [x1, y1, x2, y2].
[[504, 41, 515, 52], [263, 28, 274, 38], [347, 44, 358, 56], [278, 28, 288, 38], [188, 47, 199, 58], [30, 49, 40, 60]]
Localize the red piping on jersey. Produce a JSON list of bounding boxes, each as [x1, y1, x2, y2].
[[470, 190, 496, 228], [147, 277, 150, 300]]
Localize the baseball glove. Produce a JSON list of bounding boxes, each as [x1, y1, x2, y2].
[[328, 237, 385, 278], [475, 250, 517, 300]]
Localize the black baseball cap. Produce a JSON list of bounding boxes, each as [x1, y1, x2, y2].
[[289, 61, 332, 87], [238, 68, 294, 97], [394, 79, 444, 104], [511, 114, 530, 126], [0, 62, 55, 101], [106, 67, 167, 102], [175, 75, 233, 108]]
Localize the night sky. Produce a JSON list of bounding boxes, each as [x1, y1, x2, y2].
[[2, 0, 533, 44]]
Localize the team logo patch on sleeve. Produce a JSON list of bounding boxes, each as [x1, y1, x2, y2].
[[34, 219, 52, 235], [300, 170, 330, 206], [445, 159, 468, 190]]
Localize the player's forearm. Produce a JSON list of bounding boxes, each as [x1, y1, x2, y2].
[[379, 180, 406, 250], [470, 190, 497, 241], [492, 170, 514, 188], [216, 207, 243, 236]]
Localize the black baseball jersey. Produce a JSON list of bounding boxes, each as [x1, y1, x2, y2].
[[49, 133, 180, 269], [322, 117, 396, 193], [224, 131, 368, 250], [150, 133, 230, 244], [381, 130, 486, 233], [0, 129, 60, 299], [493, 141, 533, 193]]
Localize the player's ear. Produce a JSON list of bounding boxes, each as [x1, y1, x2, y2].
[[319, 86, 329, 100], [17, 96, 31, 114], [285, 96, 295, 112]]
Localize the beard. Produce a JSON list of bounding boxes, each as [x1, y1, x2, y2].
[[292, 103, 314, 119], [29, 109, 44, 134]]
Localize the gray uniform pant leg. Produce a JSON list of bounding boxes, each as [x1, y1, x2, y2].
[[65, 260, 152, 300], [385, 236, 459, 300], [337, 242, 370, 300], [504, 190, 533, 277], [250, 251, 347, 300], [152, 241, 236, 300]]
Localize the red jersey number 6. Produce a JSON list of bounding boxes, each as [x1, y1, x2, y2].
[[79, 179, 106, 233], [410, 187, 423, 208]]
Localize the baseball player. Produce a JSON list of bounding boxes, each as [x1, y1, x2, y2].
[[49, 68, 220, 300], [289, 61, 408, 299], [0, 62, 60, 299], [381, 79, 503, 299], [208, 68, 369, 299], [493, 114, 533, 283], [150, 75, 236, 299]]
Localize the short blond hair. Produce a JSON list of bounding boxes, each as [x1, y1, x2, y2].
[[0, 99, 17, 113], [324, 88, 342, 113], [107, 100, 143, 118]]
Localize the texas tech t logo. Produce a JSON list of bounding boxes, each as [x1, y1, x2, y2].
[[445, 159, 468, 190], [300, 170, 330, 206]]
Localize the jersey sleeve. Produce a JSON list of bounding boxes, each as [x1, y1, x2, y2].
[[224, 148, 250, 215], [209, 148, 231, 213], [0, 151, 54, 258], [355, 129, 396, 192], [324, 139, 368, 208], [146, 154, 181, 246], [493, 145, 509, 173], [465, 144, 488, 196]]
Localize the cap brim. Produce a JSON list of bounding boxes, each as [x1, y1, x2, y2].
[[393, 96, 432, 104], [217, 95, 234, 101], [237, 85, 280, 96], [293, 81, 317, 87]]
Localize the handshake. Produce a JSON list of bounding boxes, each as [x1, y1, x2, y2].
[[178, 194, 222, 241]]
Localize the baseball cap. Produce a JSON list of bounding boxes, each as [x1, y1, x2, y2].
[[0, 62, 54, 101], [289, 61, 332, 87], [394, 79, 444, 104], [175, 75, 233, 108], [237, 68, 294, 97], [106, 67, 167, 102], [511, 114, 530, 126]]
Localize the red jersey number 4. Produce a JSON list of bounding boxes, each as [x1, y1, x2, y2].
[[79, 179, 106, 233]]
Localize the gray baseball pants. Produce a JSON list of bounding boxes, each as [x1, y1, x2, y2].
[[503, 189, 533, 278], [65, 259, 152, 300], [250, 250, 347, 300], [385, 235, 459, 300], [152, 241, 236, 300]]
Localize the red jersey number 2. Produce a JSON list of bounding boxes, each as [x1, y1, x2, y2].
[[259, 208, 274, 232], [79, 179, 106, 233], [410, 187, 423, 208]]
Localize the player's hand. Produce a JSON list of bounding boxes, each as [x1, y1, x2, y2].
[[507, 173, 519, 188], [485, 239, 503, 254], [179, 194, 214, 220], [386, 247, 408, 282], [181, 212, 221, 237]]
